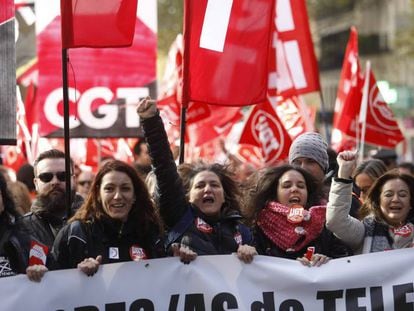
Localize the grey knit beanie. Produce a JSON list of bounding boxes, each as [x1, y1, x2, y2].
[[288, 132, 329, 173]]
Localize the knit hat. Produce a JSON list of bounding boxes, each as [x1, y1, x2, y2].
[[288, 132, 329, 173]]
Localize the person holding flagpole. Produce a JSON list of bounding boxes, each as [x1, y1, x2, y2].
[[136, 97, 257, 264]]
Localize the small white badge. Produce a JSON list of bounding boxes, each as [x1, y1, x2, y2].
[[109, 247, 119, 259]]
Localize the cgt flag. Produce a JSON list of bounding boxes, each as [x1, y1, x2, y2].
[[183, 0, 275, 107], [60, 0, 138, 48], [239, 99, 291, 164]]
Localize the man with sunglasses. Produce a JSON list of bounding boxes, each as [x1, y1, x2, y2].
[[18, 149, 84, 253]]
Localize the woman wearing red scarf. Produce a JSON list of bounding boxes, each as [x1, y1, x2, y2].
[[245, 165, 352, 266]]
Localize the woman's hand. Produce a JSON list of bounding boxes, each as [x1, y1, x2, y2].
[[171, 243, 198, 264], [136, 96, 157, 119], [297, 253, 330, 267], [337, 150, 358, 179], [237, 244, 257, 263], [77, 255, 102, 276], [26, 264, 48, 282]]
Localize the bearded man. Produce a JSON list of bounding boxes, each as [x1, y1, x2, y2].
[[19, 149, 83, 249]]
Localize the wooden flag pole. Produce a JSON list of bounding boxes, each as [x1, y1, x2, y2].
[[61, 48, 73, 217]]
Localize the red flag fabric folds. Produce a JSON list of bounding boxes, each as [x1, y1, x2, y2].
[[60, 0, 138, 48], [331, 27, 362, 151], [333, 27, 360, 132], [269, 0, 320, 97], [183, 0, 275, 107], [362, 70, 404, 148]]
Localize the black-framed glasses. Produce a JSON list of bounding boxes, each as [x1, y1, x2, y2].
[[78, 180, 92, 186], [37, 171, 67, 183]]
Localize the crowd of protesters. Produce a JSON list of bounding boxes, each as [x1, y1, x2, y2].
[[0, 97, 413, 282]]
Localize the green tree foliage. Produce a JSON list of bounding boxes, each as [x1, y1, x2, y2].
[[394, 0, 414, 56], [158, 0, 183, 57]]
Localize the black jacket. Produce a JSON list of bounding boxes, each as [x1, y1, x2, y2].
[[141, 113, 253, 255], [18, 193, 84, 249], [51, 217, 164, 269], [0, 216, 30, 277]]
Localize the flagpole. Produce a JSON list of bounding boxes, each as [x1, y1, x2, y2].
[[359, 61, 371, 163], [318, 92, 331, 142], [178, 106, 187, 164], [61, 48, 73, 217], [179, 0, 192, 165]]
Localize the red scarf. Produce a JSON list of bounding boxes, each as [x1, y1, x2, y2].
[[257, 201, 326, 252]]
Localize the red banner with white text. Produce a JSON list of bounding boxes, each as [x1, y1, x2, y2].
[[35, 0, 157, 138]]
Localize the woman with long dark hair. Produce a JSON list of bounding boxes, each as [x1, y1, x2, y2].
[[0, 172, 29, 277], [27, 160, 164, 281]]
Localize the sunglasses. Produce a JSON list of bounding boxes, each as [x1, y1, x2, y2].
[[37, 171, 67, 183], [78, 180, 92, 186]]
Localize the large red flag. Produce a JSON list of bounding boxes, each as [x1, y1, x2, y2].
[[268, 0, 320, 98], [183, 0, 275, 107], [239, 100, 292, 164], [60, 0, 138, 48]]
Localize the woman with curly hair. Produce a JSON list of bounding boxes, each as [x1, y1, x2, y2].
[[27, 160, 164, 281], [137, 97, 256, 264], [245, 165, 351, 266]]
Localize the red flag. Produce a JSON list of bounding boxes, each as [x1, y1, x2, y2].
[[331, 27, 363, 150], [239, 100, 292, 164], [60, 0, 138, 48], [333, 66, 404, 148], [188, 107, 242, 147], [272, 95, 315, 140], [333, 27, 360, 130], [183, 0, 275, 107], [268, 0, 320, 98], [361, 69, 404, 148]]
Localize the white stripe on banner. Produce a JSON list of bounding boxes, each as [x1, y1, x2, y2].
[[1, 250, 414, 310]]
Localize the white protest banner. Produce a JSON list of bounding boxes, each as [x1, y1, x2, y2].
[[1, 251, 414, 310]]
